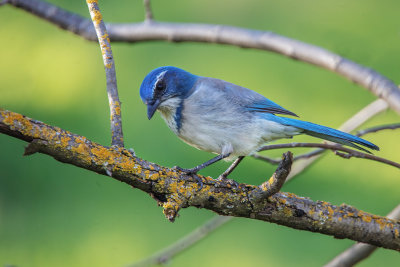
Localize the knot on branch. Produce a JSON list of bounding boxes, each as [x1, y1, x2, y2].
[[163, 198, 183, 222], [249, 152, 293, 202]]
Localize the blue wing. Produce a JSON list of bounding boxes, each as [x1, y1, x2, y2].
[[205, 77, 298, 117]]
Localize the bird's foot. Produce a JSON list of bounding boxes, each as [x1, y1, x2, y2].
[[173, 165, 198, 174], [216, 175, 239, 188], [173, 166, 203, 190]]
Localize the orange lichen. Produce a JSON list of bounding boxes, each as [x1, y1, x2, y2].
[[362, 215, 372, 223], [114, 102, 121, 115], [91, 146, 114, 163], [376, 218, 387, 230], [278, 198, 287, 204], [328, 206, 334, 216], [91, 9, 102, 25], [283, 207, 293, 217], [395, 229, 399, 238], [308, 209, 315, 216]]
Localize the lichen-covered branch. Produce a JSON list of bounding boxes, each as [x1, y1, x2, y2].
[[325, 204, 400, 267], [1, 108, 399, 250], [5, 0, 400, 114], [86, 0, 124, 147]]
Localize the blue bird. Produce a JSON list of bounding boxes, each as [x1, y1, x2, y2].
[[140, 66, 379, 177]]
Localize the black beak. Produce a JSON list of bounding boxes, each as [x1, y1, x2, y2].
[[147, 99, 161, 120]]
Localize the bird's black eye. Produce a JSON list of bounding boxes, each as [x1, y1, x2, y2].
[[155, 82, 164, 91]]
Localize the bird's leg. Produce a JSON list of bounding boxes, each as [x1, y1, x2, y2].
[[174, 152, 231, 174], [218, 156, 245, 180]]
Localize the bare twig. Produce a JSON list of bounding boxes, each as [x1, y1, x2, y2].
[[254, 121, 400, 166], [129, 215, 232, 267], [218, 156, 245, 179], [86, 0, 124, 147], [356, 123, 400, 137], [324, 204, 400, 267], [287, 99, 389, 179], [256, 142, 400, 169], [5, 0, 400, 114], [143, 0, 153, 21], [251, 153, 281, 164]]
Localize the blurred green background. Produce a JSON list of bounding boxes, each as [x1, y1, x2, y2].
[[1, 0, 399, 266]]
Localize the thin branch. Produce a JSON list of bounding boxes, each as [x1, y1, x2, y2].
[[1, 109, 400, 250], [129, 215, 232, 267], [86, 0, 124, 147], [5, 0, 400, 114], [256, 143, 400, 169], [356, 123, 400, 137], [218, 156, 245, 180], [324, 204, 400, 267], [287, 99, 389, 179], [143, 0, 153, 21], [254, 122, 400, 166]]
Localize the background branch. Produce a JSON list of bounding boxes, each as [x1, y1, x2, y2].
[[129, 216, 233, 267], [287, 99, 389, 179], [257, 143, 400, 169], [5, 0, 400, 114], [1, 109, 399, 250], [253, 124, 400, 167], [86, 0, 124, 147], [143, 0, 153, 21]]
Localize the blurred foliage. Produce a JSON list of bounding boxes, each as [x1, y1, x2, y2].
[[0, 0, 399, 266]]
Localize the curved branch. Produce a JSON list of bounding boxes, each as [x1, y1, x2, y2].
[[287, 98, 389, 179], [86, 0, 124, 147], [356, 123, 400, 137], [1, 109, 400, 250], [5, 0, 400, 114], [254, 122, 400, 166], [257, 143, 400, 169]]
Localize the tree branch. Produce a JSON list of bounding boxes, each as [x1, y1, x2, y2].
[[1, 108, 400, 250], [356, 123, 400, 137], [286, 99, 389, 179], [257, 143, 400, 169], [5, 0, 400, 114], [143, 0, 153, 22], [253, 122, 400, 166], [86, 0, 124, 147], [325, 204, 400, 267]]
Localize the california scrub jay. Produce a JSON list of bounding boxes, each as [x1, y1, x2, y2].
[[140, 66, 378, 176]]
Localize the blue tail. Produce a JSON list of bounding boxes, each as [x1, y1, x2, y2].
[[266, 115, 379, 153]]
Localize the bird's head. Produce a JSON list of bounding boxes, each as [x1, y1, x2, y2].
[[140, 66, 198, 120]]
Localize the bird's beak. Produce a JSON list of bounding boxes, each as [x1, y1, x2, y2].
[[146, 99, 161, 120]]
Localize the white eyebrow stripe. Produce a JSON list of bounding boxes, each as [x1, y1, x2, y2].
[[152, 70, 168, 96]]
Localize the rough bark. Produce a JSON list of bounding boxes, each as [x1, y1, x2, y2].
[[1, 109, 399, 251]]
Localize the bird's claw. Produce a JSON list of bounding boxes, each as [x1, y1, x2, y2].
[[172, 165, 196, 174], [217, 175, 239, 188], [172, 166, 203, 190]]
